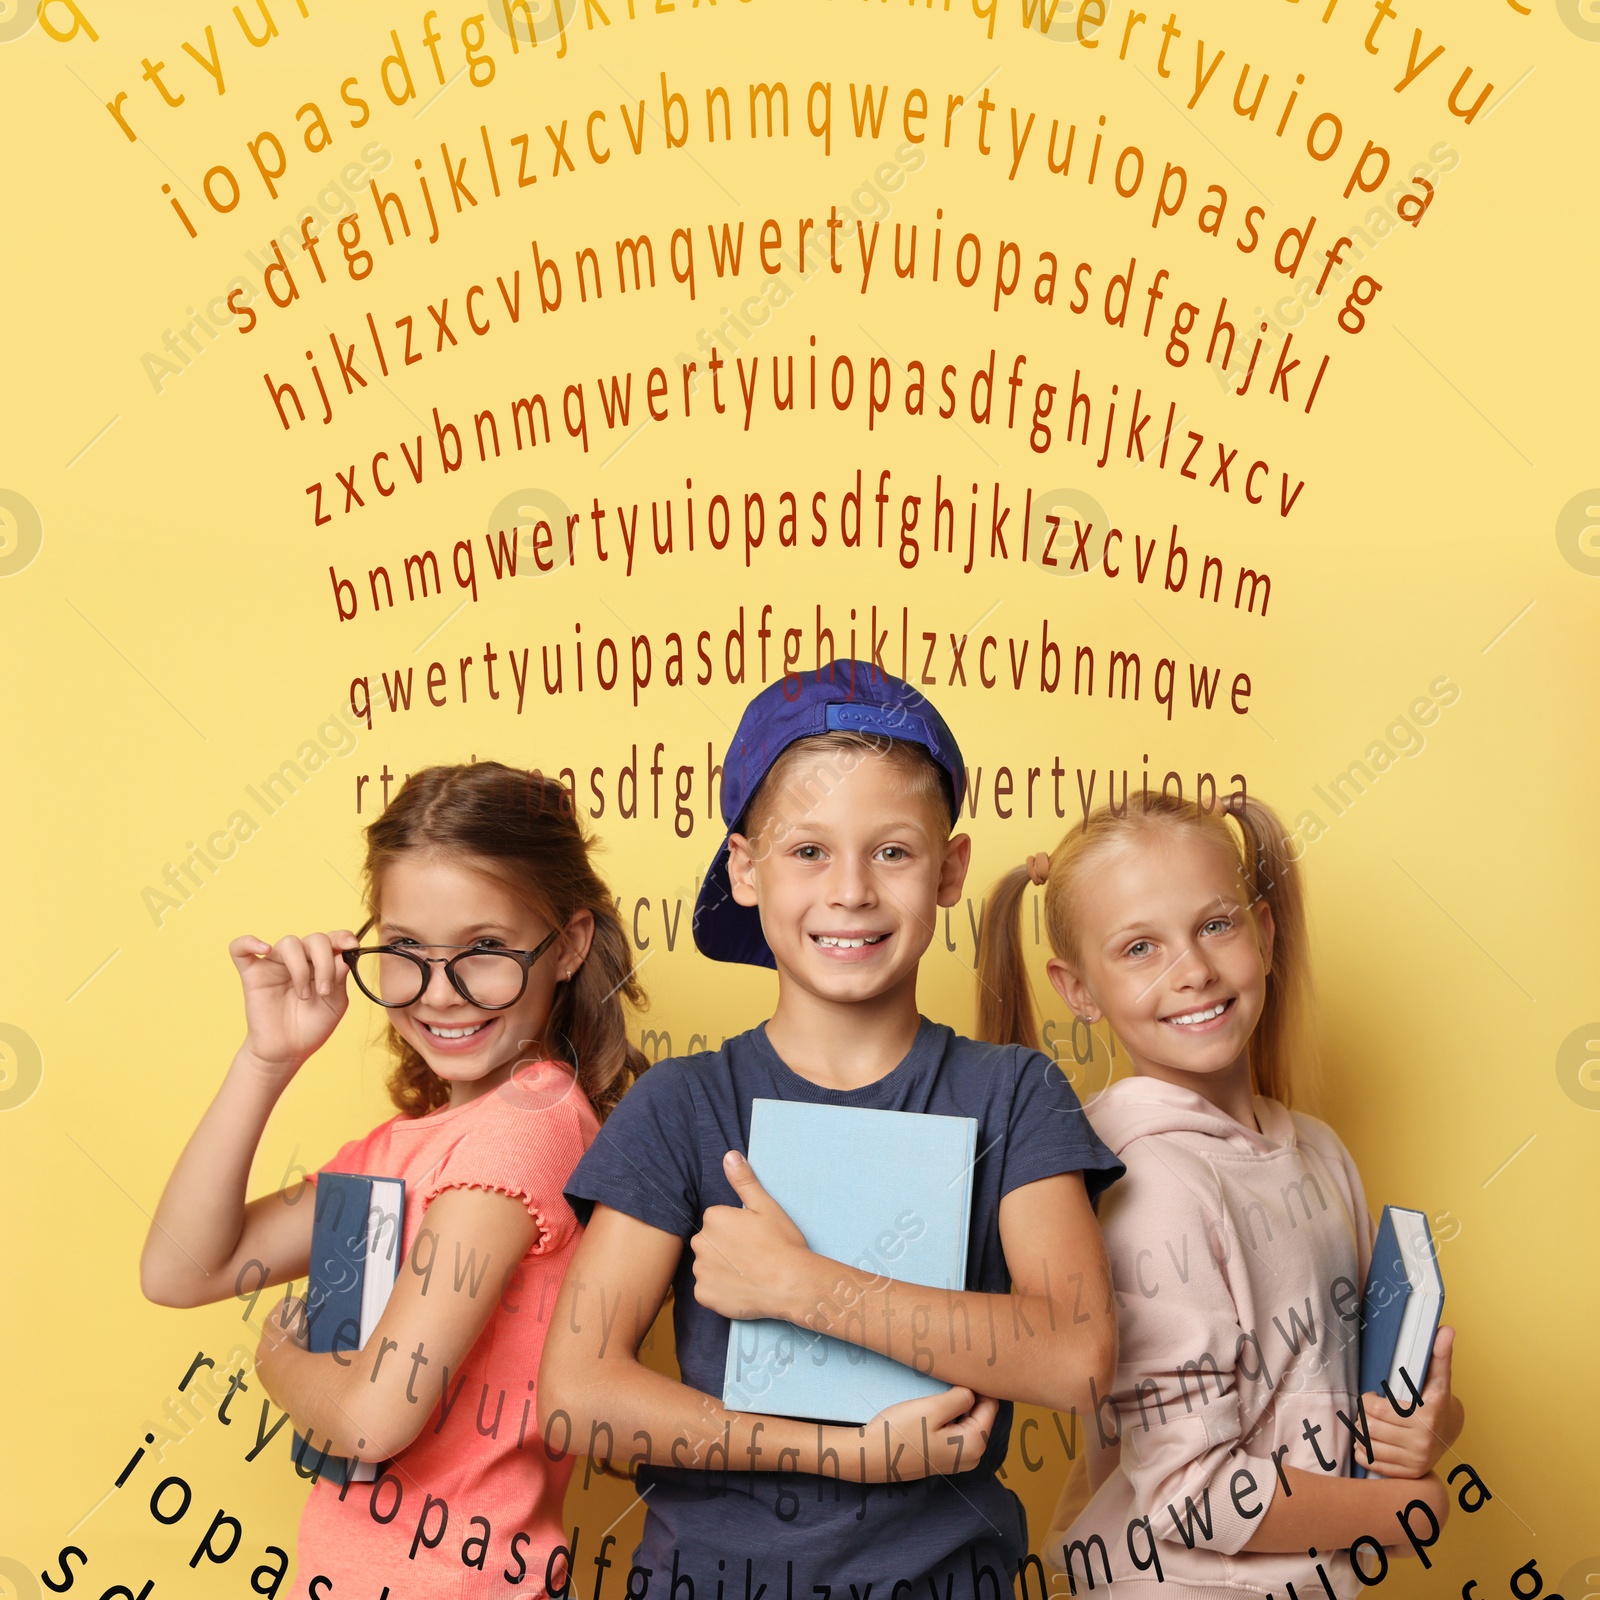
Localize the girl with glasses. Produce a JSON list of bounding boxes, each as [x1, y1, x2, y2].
[[140, 761, 649, 1599]]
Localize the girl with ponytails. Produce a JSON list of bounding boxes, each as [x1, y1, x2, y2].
[[976, 794, 1463, 1596]]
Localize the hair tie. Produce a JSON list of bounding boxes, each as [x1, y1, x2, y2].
[[1026, 851, 1052, 886]]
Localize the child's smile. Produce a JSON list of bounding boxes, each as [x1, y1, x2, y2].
[[1160, 996, 1236, 1031], [1047, 828, 1275, 1120], [416, 1016, 497, 1048], [728, 756, 968, 1013], [809, 929, 892, 959], [376, 855, 567, 1105]]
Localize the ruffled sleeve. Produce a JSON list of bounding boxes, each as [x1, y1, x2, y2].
[[416, 1062, 599, 1257]]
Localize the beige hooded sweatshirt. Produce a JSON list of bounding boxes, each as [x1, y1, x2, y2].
[[1048, 1076, 1378, 1600]]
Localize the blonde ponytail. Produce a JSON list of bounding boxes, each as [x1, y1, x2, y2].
[[975, 864, 1042, 1049], [1227, 797, 1313, 1106]]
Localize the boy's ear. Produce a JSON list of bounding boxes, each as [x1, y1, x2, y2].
[[936, 832, 972, 907], [727, 833, 761, 908], [1045, 956, 1097, 1020]]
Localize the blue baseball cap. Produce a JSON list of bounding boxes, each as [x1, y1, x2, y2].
[[692, 661, 967, 967]]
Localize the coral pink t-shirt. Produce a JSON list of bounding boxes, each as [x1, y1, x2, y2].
[[292, 1059, 598, 1600]]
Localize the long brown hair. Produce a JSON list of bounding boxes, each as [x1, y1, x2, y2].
[[975, 795, 1311, 1106], [360, 762, 649, 1118]]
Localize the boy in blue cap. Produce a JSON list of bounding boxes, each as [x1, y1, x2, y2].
[[543, 663, 1123, 1600]]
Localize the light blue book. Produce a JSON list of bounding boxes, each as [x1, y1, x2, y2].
[[722, 1099, 977, 1424]]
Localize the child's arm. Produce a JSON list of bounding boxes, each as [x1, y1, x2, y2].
[[253, 1186, 539, 1461], [538, 1202, 1000, 1483], [1240, 1466, 1451, 1549], [1040, 1137, 1463, 1559], [1242, 1324, 1463, 1551], [692, 1156, 1118, 1419], [141, 932, 355, 1308]]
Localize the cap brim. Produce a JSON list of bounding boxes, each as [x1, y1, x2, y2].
[[692, 832, 777, 968]]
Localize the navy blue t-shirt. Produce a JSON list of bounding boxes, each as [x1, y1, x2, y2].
[[563, 1018, 1125, 1600]]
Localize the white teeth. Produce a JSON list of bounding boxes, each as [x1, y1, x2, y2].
[[426, 1022, 488, 1040], [814, 935, 885, 948], [1168, 1002, 1228, 1026]]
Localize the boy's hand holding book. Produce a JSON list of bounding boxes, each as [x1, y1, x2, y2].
[[693, 1147, 1000, 1480], [869, 1386, 1001, 1480], [691, 1151, 823, 1325]]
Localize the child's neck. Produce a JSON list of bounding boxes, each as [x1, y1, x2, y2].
[[445, 1057, 520, 1111], [1134, 1055, 1260, 1131], [765, 980, 922, 1092]]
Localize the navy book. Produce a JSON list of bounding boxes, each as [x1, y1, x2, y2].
[[722, 1099, 976, 1425], [1353, 1205, 1443, 1477], [291, 1170, 405, 1485]]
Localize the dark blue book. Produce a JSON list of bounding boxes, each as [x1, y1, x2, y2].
[[291, 1171, 405, 1485], [1353, 1205, 1443, 1477], [722, 1099, 976, 1424]]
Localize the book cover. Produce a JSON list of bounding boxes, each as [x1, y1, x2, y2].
[[722, 1099, 976, 1424], [292, 1171, 405, 1487], [1354, 1204, 1444, 1478]]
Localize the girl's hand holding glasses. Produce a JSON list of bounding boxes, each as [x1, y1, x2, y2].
[[229, 929, 360, 1083]]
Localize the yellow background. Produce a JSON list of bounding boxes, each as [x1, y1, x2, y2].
[[2, 0, 1596, 1594]]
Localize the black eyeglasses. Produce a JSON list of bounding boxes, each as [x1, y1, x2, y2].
[[342, 927, 563, 1010]]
